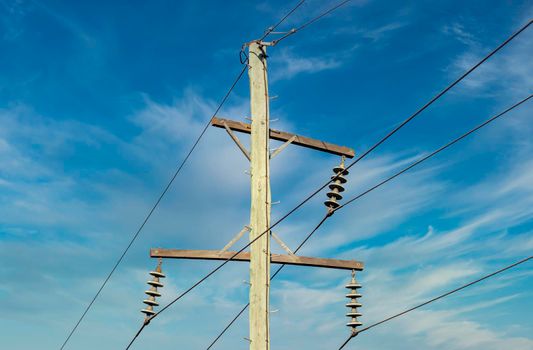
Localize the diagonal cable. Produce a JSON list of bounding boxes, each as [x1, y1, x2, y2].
[[271, 0, 352, 45], [336, 94, 532, 211], [258, 0, 306, 41], [205, 214, 331, 349], [202, 93, 532, 348], [58, 64, 247, 350], [121, 20, 531, 350], [337, 255, 533, 349]]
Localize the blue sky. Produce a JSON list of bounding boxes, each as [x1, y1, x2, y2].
[[0, 0, 532, 349]]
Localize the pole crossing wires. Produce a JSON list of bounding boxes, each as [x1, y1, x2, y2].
[[121, 20, 531, 350], [58, 64, 247, 350], [266, 18, 533, 248], [205, 214, 331, 349], [202, 93, 532, 349], [241, 0, 305, 63], [258, 0, 306, 42], [337, 256, 533, 350], [270, 0, 353, 45]]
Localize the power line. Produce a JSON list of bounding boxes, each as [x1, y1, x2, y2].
[[264, 18, 532, 249], [271, 0, 352, 45], [126, 217, 332, 350], [241, 0, 305, 63], [206, 214, 331, 349], [122, 21, 530, 350], [258, 0, 306, 42], [202, 93, 532, 349], [336, 94, 532, 211], [337, 255, 533, 349], [58, 64, 248, 350]]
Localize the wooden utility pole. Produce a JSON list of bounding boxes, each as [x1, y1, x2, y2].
[[148, 39, 363, 350], [248, 41, 271, 350]]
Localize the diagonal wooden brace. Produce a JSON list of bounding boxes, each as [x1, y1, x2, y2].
[[222, 120, 251, 161], [271, 232, 295, 256], [270, 135, 297, 159], [222, 226, 251, 252]]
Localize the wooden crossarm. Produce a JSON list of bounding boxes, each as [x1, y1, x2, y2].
[[211, 117, 355, 158], [150, 248, 364, 271]]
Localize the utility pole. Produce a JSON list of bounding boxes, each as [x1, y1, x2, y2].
[[145, 39, 364, 350], [248, 41, 271, 350]]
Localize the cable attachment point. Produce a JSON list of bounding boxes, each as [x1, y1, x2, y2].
[[345, 269, 362, 334], [239, 43, 249, 65], [325, 156, 348, 210], [141, 259, 166, 320]]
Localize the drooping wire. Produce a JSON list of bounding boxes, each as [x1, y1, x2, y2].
[[58, 64, 248, 350], [121, 21, 531, 349], [202, 93, 532, 349], [337, 255, 533, 349], [271, 0, 352, 45]]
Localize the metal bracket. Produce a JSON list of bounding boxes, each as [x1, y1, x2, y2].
[[223, 121, 251, 161], [270, 134, 297, 159]]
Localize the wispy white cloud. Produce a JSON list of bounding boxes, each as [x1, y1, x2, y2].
[[445, 22, 533, 98], [270, 49, 342, 81], [1, 35, 532, 349], [0, 0, 30, 40], [442, 22, 478, 46], [402, 309, 533, 350], [266, 96, 533, 349], [335, 20, 407, 42], [360, 21, 407, 41]]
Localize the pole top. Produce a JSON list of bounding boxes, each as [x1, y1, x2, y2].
[[243, 40, 275, 48]]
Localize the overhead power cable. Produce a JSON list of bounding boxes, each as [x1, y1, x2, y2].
[[125, 216, 333, 350], [58, 64, 247, 350], [122, 21, 531, 349], [258, 0, 306, 41], [205, 214, 331, 349], [202, 93, 532, 349], [336, 94, 532, 211], [337, 255, 533, 349], [271, 0, 352, 45], [241, 0, 305, 63]]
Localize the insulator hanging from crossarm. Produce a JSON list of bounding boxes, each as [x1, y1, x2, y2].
[[141, 258, 165, 318], [345, 269, 362, 334], [325, 156, 349, 211]]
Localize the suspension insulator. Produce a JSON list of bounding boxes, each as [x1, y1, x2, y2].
[[141, 259, 165, 319], [345, 269, 362, 333], [325, 157, 349, 210]]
